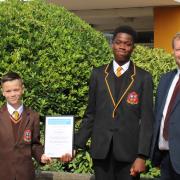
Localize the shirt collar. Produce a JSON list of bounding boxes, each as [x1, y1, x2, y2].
[[113, 60, 130, 74], [7, 103, 23, 116], [177, 68, 180, 76]]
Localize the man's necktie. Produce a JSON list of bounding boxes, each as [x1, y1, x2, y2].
[[116, 66, 122, 77], [163, 75, 180, 140], [12, 111, 20, 121]]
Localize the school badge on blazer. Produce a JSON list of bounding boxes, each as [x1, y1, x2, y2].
[[127, 91, 139, 104], [24, 130, 32, 143]]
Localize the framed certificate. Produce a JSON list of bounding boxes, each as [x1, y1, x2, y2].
[[44, 115, 74, 158]]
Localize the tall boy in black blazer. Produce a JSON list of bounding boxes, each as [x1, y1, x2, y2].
[[75, 26, 154, 180]]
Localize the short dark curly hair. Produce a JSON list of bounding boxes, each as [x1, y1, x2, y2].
[[112, 25, 137, 43]]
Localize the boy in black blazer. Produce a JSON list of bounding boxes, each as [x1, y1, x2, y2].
[[75, 26, 154, 180]]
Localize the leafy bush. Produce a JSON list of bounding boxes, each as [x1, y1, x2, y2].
[[68, 149, 93, 174], [141, 160, 161, 178], [0, 0, 111, 116], [132, 45, 176, 94], [0, 0, 176, 177]]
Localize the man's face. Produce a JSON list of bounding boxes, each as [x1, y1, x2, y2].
[[173, 38, 180, 68], [2, 79, 24, 108], [112, 32, 134, 64]]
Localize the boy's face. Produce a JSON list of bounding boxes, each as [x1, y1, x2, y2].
[[112, 32, 134, 65], [2, 79, 24, 108]]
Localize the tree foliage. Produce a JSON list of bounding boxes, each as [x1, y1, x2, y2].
[[132, 45, 176, 95], [0, 0, 111, 118]]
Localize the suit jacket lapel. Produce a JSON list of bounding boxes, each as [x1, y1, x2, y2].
[[104, 61, 136, 118], [104, 62, 116, 107], [116, 61, 135, 103], [113, 62, 136, 118], [172, 93, 180, 111], [159, 70, 177, 116], [0, 105, 15, 144], [17, 107, 30, 143], [170, 72, 180, 114]]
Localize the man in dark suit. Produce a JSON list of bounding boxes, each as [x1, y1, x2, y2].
[[151, 33, 180, 180], [74, 26, 154, 180]]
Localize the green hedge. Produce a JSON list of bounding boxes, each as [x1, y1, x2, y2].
[[0, 0, 111, 118], [132, 45, 176, 94], [0, 0, 176, 178]]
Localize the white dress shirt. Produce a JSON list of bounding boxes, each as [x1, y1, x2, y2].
[[113, 60, 130, 76], [7, 103, 23, 117]]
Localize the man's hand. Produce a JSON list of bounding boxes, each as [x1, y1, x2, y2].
[[130, 158, 146, 176]]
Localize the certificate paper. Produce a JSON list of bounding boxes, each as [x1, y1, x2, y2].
[[44, 116, 74, 158]]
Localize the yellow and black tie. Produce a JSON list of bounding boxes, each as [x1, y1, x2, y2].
[[116, 66, 122, 77], [12, 111, 20, 121]]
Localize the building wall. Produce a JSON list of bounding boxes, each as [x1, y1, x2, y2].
[[154, 6, 180, 53]]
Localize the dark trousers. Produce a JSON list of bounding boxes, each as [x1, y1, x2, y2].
[[160, 151, 180, 180], [93, 141, 140, 180]]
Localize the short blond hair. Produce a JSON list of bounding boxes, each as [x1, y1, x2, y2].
[[172, 32, 180, 49]]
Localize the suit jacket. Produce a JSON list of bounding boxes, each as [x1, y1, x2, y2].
[[151, 69, 180, 174], [0, 105, 43, 180], [75, 61, 154, 162]]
